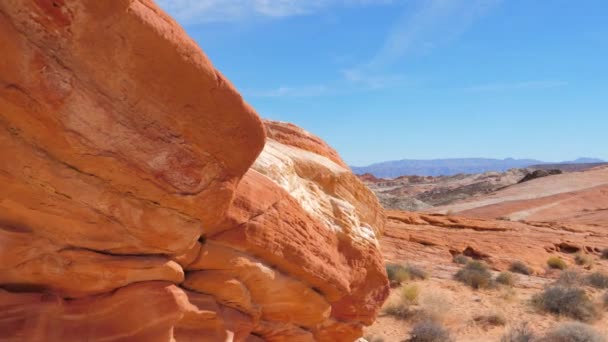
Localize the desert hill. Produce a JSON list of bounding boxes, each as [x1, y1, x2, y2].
[[352, 158, 605, 178]]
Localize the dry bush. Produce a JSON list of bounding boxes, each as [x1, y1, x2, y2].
[[509, 261, 532, 275], [473, 312, 507, 326], [575, 254, 594, 267], [364, 335, 385, 342], [386, 263, 410, 285], [454, 260, 493, 289], [407, 320, 453, 342], [532, 286, 598, 322], [496, 272, 516, 286], [419, 290, 451, 322], [401, 284, 420, 304], [556, 270, 583, 287], [541, 322, 605, 342], [547, 257, 568, 270], [501, 322, 536, 342], [601, 248, 608, 260], [406, 264, 429, 280], [383, 303, 416, 320], [587, 272, 608, 289], [383, 285, 420, 320], [603, 292, 608, 309], [453, 254, 470, 265]]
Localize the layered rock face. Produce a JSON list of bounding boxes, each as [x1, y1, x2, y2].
[[0, 1, 388, 341]]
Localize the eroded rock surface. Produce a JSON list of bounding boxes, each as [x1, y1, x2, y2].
[[0, 1, 387, 341]]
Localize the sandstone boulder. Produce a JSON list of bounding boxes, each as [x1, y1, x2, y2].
[[0, 1, 387, 341]]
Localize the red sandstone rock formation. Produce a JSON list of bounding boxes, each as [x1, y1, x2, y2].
[[0, 1, 388, 341]]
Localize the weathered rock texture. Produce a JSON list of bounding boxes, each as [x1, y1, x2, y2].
[[0, 1, 388, 341]]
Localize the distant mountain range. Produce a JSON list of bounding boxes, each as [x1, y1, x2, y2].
[[351, 157, 606, 178]]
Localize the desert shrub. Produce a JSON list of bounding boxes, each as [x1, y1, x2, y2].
[[364, 336, 385, 342], [473, 312, 506, 326], [575, 254, 594, 267], [419, 291, 451, 321], [501, 322, 536, 342], [406, 264, 429, 280], [454, 260, 493, 289], [556, 270, 582, 287], [532, 286, 598, 321], [509, 261, 532, 275], [453, 254, 470, 265], [383, 302, 416, 320], [601, 248, 608, 260], [603, 292, 608, 309], [547, 256, 568, 270], [496, 272, 516, 286], [407, 320, 452, 342], [386, 263, 410, 285], [401, 284, 420, 304], [587, 272, 608, 289], [541, 322, 605, 342]]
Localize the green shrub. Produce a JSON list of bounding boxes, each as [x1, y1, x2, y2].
[[406, 264, 429, 280], [601, 248, 608, 260], [386, 263, 410, 285], [496, 272, 516, 286], [547, 257, 568, 270], [509, 261, 532, 275], [542, 322, 604, 342], [587, 272, 608, 289], [556, 270, 582, 287], [575, 253, 593, 267], [408, 320, 452, 342], [500, 322, 536, 342], [532, 286, 598, 321], [454, 260, 493, 289]]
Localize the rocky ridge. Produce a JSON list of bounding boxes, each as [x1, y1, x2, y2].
[[0, 1, 388, 341]]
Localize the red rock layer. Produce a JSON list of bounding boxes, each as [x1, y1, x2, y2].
[[0, 1, 388, 341], [264, 120, 348, 168]]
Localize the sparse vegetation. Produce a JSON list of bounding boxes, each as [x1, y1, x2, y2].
[[454, 260, 493, 289], [556, 270, 582, 287], [601, 248, 608, 260], [603, 292, 608, 309], [406, 264, 429, 280], [419, 291, 451, 322], [500, 322, 536, 342], [401, 284, 420, 304], [547, 256, 568, 270], [364, 335, 385, 342], [587, 272, 608, 289], [386, 263, 410, 285], [532, 286, 598, 321], [541, 322, 605, 342], [575, 253, 594, 267], [407, 320, 452, 342], [473, 312, 506, 326], [453, 254, 470, 265], [383, 284, 420, 320], [496, 272, 516, 286], [509, 261, 532, 275]]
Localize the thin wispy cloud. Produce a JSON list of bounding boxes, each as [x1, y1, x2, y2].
[[157, 0, 395, 24], [465, 80, 569, 92], [341, 0, 501, 88]]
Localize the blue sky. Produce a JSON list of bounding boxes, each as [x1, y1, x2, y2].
[[157, 0, 608, 166]]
